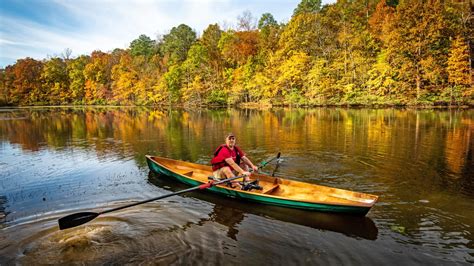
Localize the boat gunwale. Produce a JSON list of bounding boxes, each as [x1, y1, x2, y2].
[[146, 155, 378, 208]]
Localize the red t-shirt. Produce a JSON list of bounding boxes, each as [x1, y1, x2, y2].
[[218, 145, 245, 162], [211, 145, 245, 171]]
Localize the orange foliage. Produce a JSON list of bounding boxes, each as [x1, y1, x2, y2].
[[368, 0, 395, 42]]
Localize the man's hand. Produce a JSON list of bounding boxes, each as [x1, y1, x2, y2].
[[241, 171, 251, 182], [251, 165, 258, 172], [242, 171, 251, 176]]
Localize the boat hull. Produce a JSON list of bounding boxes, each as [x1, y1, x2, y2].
[[146, 155, 375, 215]]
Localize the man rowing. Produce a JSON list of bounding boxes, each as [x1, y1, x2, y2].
[[211, 132, 259, 190]]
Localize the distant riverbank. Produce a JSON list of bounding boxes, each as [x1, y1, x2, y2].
[[1, 102, 473, 109]]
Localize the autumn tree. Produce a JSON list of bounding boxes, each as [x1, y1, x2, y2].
[[111, 51, 139, 104], [218, 30, 259, 67], [41, 57, 69, 104], [366, 51, 396, 102], [385, 0, 449, 102], [448, 36, 471, 87], [278, 12, 332, 58], [0, 68, 6, 105], [275, 51, 311, 104], [327, 0, 379, 103], [447, 35, 471, 104], [445, 0, 473, 98], [201, 24, 223, 72], [163, 65, 183, 104], [305, 58, 337, 104], [7, 58, 43, 105], [180, 43, 211, 104], [83, 51, 112, 104], [68, 55, 90, 104], [257, 13, 281, 55], [368, 0, 395, 43]]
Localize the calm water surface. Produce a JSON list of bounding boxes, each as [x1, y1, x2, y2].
[[0, 107, 472, 264]]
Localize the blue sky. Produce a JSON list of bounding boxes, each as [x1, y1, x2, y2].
[[0, 0, 336, 68]]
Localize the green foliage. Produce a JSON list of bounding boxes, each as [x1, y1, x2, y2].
[[130, 34, 155, 58], [218, 31, 238, 66], [180, 43, 212, 105], [386, 0, 398, 7], [183, 43, 210, 70], [160, 24, 197, 64], [164, 65, 183, 103], [285, 90, 306, 105], [293, 0, 321, 17], [206, 88, 227, 105], [258, 13, 278, 29]]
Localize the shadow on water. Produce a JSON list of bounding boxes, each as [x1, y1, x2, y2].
[[0, 196, 8, 229], [147, 171, 378, 240]]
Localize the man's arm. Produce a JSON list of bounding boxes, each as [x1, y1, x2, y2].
[[225, 158, 249, 175], [242, 156, 258, 171]]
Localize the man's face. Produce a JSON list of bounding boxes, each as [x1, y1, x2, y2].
[[226, 136, 235, 147]]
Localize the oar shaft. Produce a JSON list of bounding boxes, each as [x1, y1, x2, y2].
[[100, 174, 244, 215], [100, 186, 198, 215], [58, 153, 281, 230], [58, 174, 246, 230]]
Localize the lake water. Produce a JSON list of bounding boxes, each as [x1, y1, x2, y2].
[[0, 107, 472, 264]]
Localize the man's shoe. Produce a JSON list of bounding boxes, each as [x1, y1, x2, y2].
[[240, 180, 263, 191]]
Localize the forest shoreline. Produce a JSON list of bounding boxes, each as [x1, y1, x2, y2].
[[1, 103, 472, 110]]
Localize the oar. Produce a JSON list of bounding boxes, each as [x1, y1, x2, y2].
[[58, 174, 246, 230], [271, 155, 282, 177]]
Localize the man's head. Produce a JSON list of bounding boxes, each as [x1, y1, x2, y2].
[[225, 132, 236, 148]]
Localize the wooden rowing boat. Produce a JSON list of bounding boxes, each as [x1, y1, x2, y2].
[[146, 155, 378, 215]]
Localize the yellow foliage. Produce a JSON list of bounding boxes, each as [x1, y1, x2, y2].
[[447, 35, 470, 86]]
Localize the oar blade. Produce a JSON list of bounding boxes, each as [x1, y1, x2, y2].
[[58, 212, 99, 230]]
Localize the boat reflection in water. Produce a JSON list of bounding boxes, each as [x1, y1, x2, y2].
[[148, 172, 378, 240]]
